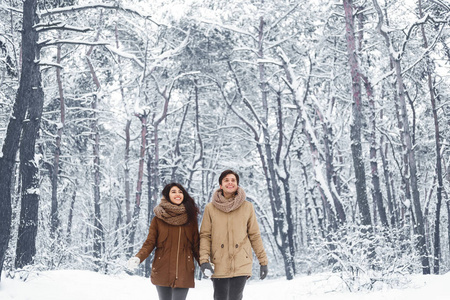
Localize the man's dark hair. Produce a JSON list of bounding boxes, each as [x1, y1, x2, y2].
[[219, 169, 240, 186]]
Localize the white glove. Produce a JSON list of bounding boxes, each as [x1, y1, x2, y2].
[[127, 257, 140, 271]]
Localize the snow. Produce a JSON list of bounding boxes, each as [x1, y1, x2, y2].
[[25, 188, 40, 195], [1, 270, 450, 300]]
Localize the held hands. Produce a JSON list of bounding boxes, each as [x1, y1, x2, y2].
[[200, 262, 214, 278], [127, 257, 140, 271], [260, 265, 268, 280]]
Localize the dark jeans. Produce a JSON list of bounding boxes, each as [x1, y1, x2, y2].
[[155, 285, 189, 300], [212, 276, 247, 300]]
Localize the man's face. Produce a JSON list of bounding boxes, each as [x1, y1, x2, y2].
[[220, 174, 238, 195]]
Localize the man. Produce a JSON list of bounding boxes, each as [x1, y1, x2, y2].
[[199, 169, 269, 300]]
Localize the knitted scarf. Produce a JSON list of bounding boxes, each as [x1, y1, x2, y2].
[[212, 186, 246, 213], [153, 197, 188, 226]]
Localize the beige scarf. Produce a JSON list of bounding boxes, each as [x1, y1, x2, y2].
[[212, 186, 246, 213], [153, 197, 188, 225]]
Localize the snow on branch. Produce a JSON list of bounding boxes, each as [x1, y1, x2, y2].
[[208, 125, 253, 138], [36, 61, 63, 69], [227, 61, 266, 130], [0, 5, 22, 14], [153, 31, 190, 61], [40, 3, 161, 26], [38, 39, 109, 47], [398, 13, 448, 56], [401, 23, 446, 74], [197, 18, 257, 41], [243, 97, 266, 129], [233, 47, 259, 55], [34, 23, 92, 33], [314, 163, 337, 214], [373, 0, 448, 60], [105, 45, 144, 68], [213, 74, 260, 140], [256, 58, 283, 66], [165, 71, 201, 100], [267, 3, 300, 34], [266, 34, 302, 51], [430, 0, 450, 11]]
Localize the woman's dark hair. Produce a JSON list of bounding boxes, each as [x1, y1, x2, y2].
[[218, 169, 240, 186], [162, 183, 199, 224]]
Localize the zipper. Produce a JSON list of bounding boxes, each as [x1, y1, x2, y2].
[[175, 226, 181, 281]]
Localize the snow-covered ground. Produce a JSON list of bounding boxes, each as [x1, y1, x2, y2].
[[1, 269, 449, 300]]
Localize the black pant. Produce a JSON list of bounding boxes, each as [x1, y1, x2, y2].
[[212, 276, 247, 300], [155, 285, 189, 300]]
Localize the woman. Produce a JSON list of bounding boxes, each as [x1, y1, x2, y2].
[[127, 183, 200, 300]]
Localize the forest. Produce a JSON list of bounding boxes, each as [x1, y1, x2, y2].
[[0, 0, 449, 288]]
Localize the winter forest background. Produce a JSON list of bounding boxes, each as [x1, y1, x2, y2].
[[0, 0, 450, 291]]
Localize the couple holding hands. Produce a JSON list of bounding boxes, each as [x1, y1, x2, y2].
[[127, 169, 268, 300]]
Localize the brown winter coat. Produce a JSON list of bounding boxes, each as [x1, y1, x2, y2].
[[199, 200, 268, 278], [135, 217, 200, 288]]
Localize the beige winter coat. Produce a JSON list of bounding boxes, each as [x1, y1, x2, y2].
[[199, 200, 268, 278]]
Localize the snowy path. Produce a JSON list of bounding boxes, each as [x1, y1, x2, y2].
[[1, 269, 449, 300]]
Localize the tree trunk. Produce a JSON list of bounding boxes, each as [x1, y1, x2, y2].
[[394, 58, 430, 274], [86, 35, 104, 267], [171, 105, 189, 182], [15, 66, 44, 269], [114, 23, 132, 230], [50, 35, 65, 239], [0, 0, 40, 278], [84, 25, 105, 269], [187, 80, 204, 190], [276, 91, 298, 274], [279, 51, 343, 229], [364, 77, 388, 228], [91, 93, 103, 269], [14, 0, 44, 269], [356, 9, 388, 228], [125, 119, 132, 227], [128, 113, 147, 257], [66, 187, 77, 244], [257, 16, 295, 280], [372, 0, 430, 274], [343, 0, 372, 228], [318, 104, 346, 225], [301, 165, 325, 237], [418, 0, 443, 274], [380, 137, 396, 227]]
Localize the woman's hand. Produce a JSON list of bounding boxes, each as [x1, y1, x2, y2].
[[126, 257, 140, 271]]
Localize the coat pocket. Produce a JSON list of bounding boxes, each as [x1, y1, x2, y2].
[[185, 248, 195, 273], [211, 240, 226, 263], [152, 247, 167, 273], [235, 240, 252, 269]]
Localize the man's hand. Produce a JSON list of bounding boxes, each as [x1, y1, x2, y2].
[[260, 265, 268, 280], [200, 262, 214, 278]]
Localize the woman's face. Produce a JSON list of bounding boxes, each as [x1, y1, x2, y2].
[[169, 186, 184, 205]]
